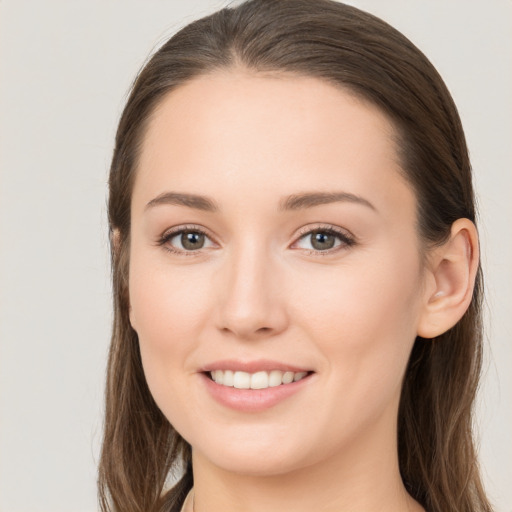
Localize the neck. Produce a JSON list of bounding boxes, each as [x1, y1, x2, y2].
[[190, 415, 424, 512]]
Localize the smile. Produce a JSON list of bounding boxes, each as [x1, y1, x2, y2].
[[209, 370, 309, 389]]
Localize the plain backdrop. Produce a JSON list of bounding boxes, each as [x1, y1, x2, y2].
[[0, 1, 510, 511]]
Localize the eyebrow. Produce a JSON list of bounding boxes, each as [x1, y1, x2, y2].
[[145, 191, 220, 212], [278, 191, 376, 212], [145, 190, 376, 213]]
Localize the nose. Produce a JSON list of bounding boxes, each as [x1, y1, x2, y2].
[[214, 241, 289, 341]]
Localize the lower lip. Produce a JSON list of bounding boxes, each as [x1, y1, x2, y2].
[[201, 373, 313, 412]]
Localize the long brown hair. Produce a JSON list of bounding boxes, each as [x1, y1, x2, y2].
[[99, 1, 492, 511]]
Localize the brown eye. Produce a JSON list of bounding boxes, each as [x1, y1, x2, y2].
[[160, 227, 215, 254], [310, 231, 336, 250], [293, 226, 355, 254], [180, 231, 205, 250]]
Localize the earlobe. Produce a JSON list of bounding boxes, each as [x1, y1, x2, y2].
[[129, 305, 137, 332], [417, 218, 479, 339]]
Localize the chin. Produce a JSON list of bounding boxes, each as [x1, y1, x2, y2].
[[204, 450, 303, 477], [188, 428, 309, 477]]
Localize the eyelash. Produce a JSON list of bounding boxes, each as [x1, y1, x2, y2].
[[294, 224, 356, 256], [158, 224, 215, 257], [157, 223, 356, 257]]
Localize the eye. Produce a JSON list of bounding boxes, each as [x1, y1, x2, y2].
[[293, 226, 355, 254], [159, 226, 216, 255]]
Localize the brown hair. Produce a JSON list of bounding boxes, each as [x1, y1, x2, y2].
[[99, 1, 492, 511]]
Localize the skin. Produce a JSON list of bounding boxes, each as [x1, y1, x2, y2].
[[128, 70, 478, 512]]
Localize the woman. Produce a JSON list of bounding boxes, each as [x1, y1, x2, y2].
[[98, 1, 493, 511]]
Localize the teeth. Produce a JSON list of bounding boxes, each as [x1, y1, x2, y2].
[[223, 370, 234, 386], [233, 371, 251, 389], [269, 370, 283, 387], [212, 370, 223, 385], [250, 371, 268, 389], [209, 370, 309, 389], [282, 371, 294, 384], [294, 371, 307, 381]]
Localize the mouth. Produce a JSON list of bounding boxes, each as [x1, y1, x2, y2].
[[205, 369, 312, 390], [199, 359, 315, 411]]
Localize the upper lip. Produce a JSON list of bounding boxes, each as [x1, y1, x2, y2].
[[200, 359, 312, 374]]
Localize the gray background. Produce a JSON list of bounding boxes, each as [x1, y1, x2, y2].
[[0, 1, 510, 511]]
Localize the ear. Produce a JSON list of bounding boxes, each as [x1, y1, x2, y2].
[[110, 228, 121, 255], [129, 306, 137, 332], [417, 218, 479, 339], [111, 228, 137, 330]]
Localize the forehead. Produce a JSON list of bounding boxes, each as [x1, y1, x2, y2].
[[133, 69, 414, 218]]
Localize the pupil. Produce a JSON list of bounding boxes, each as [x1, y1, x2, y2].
[[312, 231, 335, 250], [182, 231, 204, 250]]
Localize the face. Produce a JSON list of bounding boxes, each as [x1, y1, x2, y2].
[[128, 70, 428, 476]]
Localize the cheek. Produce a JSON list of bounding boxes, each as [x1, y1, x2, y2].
[[129, 266, 217, 441], [128, 251, 213, 412], [300, 252, 420, 331], [295, 247, 422, 405], [129, 253, 209, 347]]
